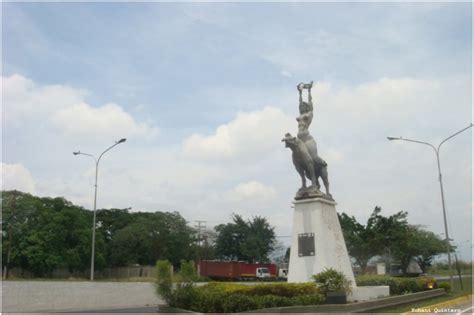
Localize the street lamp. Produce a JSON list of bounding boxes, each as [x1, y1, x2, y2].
[[73, 138, 126, 280], [387, 123, 473, 289]]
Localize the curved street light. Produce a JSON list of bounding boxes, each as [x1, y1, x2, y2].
[[73, 138, 126, 280], [387, 124, 472, 289]]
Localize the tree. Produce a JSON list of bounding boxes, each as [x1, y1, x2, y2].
[[338, 206, 410, 274], [241, 216, 276, 262], [338, 210, 378, 274], [215, 214, 248, 261], [414, 229, 447, 273], [109, 211, 196, 267], [214, 214, 275, 263], [1, 191, 104, 276], [382, 224, 448, 275], [2, 190, 38, 277]]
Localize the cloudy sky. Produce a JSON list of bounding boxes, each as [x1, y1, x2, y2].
[[2, 2, 472, 259]]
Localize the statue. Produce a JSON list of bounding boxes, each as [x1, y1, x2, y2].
[[283, 81, 332, 200]]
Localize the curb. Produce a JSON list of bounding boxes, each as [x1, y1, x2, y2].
[[243, 289, 446, 313], [403, 294, 473, 314]]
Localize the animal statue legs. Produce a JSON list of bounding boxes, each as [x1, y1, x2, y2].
[[294, 163, 307, 189], [319, 165, 332, 198]]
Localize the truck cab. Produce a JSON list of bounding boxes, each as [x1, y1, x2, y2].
[[278, 268, 288, 280], [256, 267, 271, 280]]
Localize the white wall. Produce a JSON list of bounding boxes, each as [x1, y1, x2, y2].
[[2, 281, 163, 312]]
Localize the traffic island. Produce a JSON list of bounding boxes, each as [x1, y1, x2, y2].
[[243, 289, 446, 313]]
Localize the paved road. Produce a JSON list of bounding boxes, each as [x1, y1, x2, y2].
[[66, 306, 160, 313], [457, 300, 473, 314], [435, 275, 472, 280], [425, 295, 473, 314]]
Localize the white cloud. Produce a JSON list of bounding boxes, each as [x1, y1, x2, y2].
[[52, 102, 158, 140], [228, 181, 276, 202], [182, 106, 293, 160], [3, 74, 86, 123], [1, 163, 36, 194], [3, 74, 159, 142]]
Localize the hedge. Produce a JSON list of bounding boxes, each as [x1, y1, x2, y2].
[[355, 275, 437, 295], [170, 282, 325, 313], [204, 282, 320, 297], [438, 282, 451, 292]]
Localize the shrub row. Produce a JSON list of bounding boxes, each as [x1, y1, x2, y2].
[[437, 282, 451, 292], [204, 282, 320, 297], [355, 275, 437, 295], [170, 282, 325, 313]]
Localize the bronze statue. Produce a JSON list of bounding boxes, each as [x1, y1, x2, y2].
[[283, 81, 332, 200]]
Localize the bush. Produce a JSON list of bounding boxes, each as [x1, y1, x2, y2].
[[203, 282, 319, 297], [177, 260, 197, 282], [155, 260, 173, 303], [221, 294, 259, 313], [438, 282, 451, 292], [171, 282, 325, 313], [171, 283, 196, 310], [313, 268, 352, 296], [356, 275, 437, 295]]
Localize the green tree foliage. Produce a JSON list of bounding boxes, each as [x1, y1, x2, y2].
[[109, 212, 196, 267], [1, 190, 197, 277], [396, 227, 449, 274], [338, 206, 409, 273], [339, 206, 451, 275], [338, 211, 377, 274], [414, 230, 449, 273], [215, 214, 275, 263], [1, 190, 103, 276]]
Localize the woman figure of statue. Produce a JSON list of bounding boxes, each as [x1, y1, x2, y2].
[[296, 82, 326, 168]]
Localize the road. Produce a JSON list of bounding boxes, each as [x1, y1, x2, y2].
[[67, 306, 160, 313], [456, 300, 473, 314]]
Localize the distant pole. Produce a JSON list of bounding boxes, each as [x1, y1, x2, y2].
[[73, 138, 126, 280], [194, 220, 207, 246], [387, 123, 473, 289]]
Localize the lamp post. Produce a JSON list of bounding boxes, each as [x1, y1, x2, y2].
[[387, 123, 473, 289], [73, 138, 126, 280]]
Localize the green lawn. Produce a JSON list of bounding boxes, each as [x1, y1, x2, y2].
[[374, 277, 472, 313]]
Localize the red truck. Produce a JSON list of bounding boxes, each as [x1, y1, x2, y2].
[[198, 260, 278, 280]]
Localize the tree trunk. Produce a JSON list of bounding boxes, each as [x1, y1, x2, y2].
[[358, 259, 369, 274]]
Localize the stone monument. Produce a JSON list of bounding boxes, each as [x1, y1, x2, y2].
[[283, 82, 389, 302]]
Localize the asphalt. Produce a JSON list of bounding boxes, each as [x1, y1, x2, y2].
[[63, 306, 160, 313]]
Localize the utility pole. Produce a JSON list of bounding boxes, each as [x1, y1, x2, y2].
[[194, 220, 207, 246]]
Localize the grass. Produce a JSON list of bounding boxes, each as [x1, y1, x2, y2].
[[374, 277, 472, 313]]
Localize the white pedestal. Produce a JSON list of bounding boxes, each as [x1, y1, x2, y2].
[[287, 197, 389, 302], [288, 197, 355, 284]]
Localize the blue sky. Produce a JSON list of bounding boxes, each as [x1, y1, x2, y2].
[[4, 3, 470, 135], [3, 2, 472, 260]]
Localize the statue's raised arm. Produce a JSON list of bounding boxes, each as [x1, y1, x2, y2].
[[297, 81, 314, 115]]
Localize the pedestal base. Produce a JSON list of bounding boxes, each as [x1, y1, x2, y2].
[[287, 197, 390, 302], [288, 197, 355, 285]]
